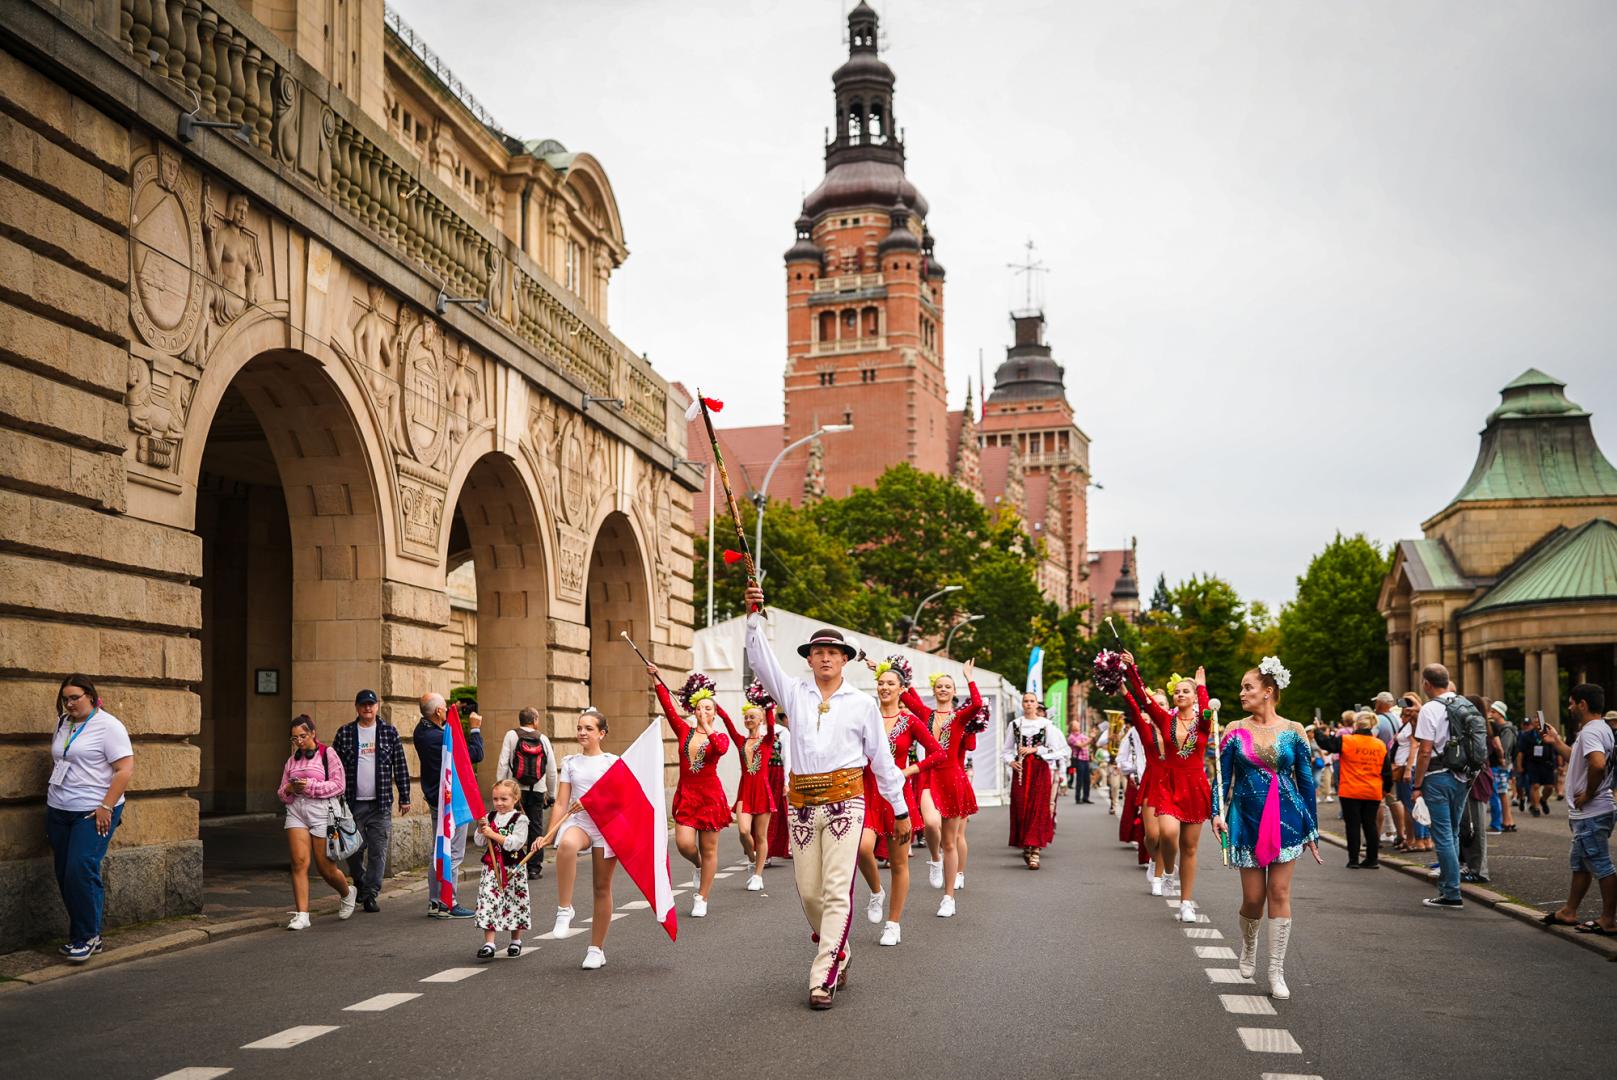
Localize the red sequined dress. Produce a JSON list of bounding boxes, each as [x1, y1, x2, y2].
[[655, 683, 732, 831], [901, 682, 985, 819], [1125, 663, 1212, 824], [720, 707, 777, 816], [861, 709, 948, 835]]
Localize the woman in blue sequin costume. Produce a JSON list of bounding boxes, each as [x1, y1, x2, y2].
[[1212, 658, 1320, 1001]]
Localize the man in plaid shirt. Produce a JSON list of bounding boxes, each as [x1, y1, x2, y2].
[[333, 689, 412, 912]]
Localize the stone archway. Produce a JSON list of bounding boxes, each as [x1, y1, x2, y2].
[[586, 511, 655, 755], [443, 452, 550, 788], [191, 348, 385, 813]]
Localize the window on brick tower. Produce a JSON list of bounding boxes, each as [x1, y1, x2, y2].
[[869, 104, 885, 144], [862, 306, 879, 336], [1031, 433, 1042, 455], [818, 311, 836, 342], [843, 409, 853, 425], [843, 310, 857, 335], [848, 103, 863, 141]]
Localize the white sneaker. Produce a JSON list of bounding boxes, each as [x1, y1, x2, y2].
[[1177, 900, 1196, 923], [880, 921, 902, 946], [552, 905, 575, 936], [581, 946, 605, 970], [866, 891, 886, 925], [337, 885, 358, 920], [746, 874, 764, 892], [928, 860, 944, 889], [692, 896, 708, 917], [937, 895, 956, 918], [1149, 875, 1164, 896], [954, 872, 966, 890], [286, 911, 310, 931]]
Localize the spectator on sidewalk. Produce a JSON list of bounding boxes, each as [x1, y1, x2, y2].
[[333, 689, 412, 912], [1394, 693, 1430, 852], [1490, 703, 1518, 833], [1518, 714, 1557, 817], [415, 693, 484, 918], [278, 715, 357, 930], [46, 675, 134, 962], [1311, 720, 1339, 804], [1312, 710, 1391, 868], [1543, 684, 1614, 934], [1067, 720, 1092, 804], [1092, 724, 1117, 813], [1372, 692, 1400, 841], [1460, 695, 1494, 884], [1413, 664, 1475, 909], [496, 707, 557, 879]]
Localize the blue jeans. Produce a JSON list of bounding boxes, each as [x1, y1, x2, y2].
[[1424, 772, 1468, 901], [45, 803, 123, 944], [1397, 778, 1430, 840], [1570, 813, 1616, 879], [1489, 768, 1509, 831]]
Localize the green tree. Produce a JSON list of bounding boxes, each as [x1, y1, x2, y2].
[[1148, 573, 1173, 620], [1139, 575, 1259, 702], [1276, 532, 1391, 724], [693, 497, 891, 630]]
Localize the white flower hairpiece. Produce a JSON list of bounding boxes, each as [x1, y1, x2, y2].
[[1259, 655, 1291, 690]]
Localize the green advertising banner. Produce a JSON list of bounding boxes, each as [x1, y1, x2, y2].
[[1044, 678, 1068, 730]]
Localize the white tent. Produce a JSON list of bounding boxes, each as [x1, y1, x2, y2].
[[693, 609, 1018, 806]]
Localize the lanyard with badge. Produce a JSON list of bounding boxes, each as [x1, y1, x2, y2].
[[51, 709, 97, 786]]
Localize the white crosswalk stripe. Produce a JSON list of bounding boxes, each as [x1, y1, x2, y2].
[[1205, 967, 1256, 985], [1195, 945, 1237, 959], [418, 967, 484, 983], [1237, 1028, 1303, 1054], [154, 1071, 232, 1080], [535, 927, 584, 940], [1184, 928, 1223, 939], [620, 899, 651, 910], [241, 1026, 340, 1050], [344, 993, 421, 1012], [1218, 994, 1276, 1016], [1261, 1074, 1325, 1080]]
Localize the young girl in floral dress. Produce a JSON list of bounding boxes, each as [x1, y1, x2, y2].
[[473, 778, 530, 959]]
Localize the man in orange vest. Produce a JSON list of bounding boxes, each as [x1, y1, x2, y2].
[[1313, 711, 1392, 868]]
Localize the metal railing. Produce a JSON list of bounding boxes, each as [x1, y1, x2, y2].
[[384, 5, 510, 138]]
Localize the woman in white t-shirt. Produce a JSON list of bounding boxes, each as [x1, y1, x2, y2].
[[528, 707, 620, 969], [47, 674, 135, 962]]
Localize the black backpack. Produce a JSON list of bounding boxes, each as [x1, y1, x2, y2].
[[511, 730, 546, 787], [1435, 696, 1489, 781]]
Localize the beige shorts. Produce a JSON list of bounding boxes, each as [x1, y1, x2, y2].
[[284, 796, 335, 838], [557, 816, 614, 860]]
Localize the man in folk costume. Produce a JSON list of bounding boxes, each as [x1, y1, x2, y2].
[[744, 582, 910, 1010]]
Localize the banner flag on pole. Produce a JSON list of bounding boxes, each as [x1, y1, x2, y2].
[[1025, 646, 1044, 699], [1044, 678, 1068, 727], [434, 704, 485, 907], [580, 722, 678, 941]]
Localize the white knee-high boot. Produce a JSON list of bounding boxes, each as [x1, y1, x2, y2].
[[1268, 917, 1292, 1000], [1238, 915, 1261, 979]]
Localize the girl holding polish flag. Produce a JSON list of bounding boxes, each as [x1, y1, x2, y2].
[[1211, 657, 1321, 1001]]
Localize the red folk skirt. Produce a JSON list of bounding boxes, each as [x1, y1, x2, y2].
[[673, 771, 732, 831], [862, 766, 898, 836], [1008, 758, 1055, 848], [736, 766, 776, 816], [1152, 758, 1212, 824], [767, 761, 791, 858], [1119, 776, 1142, 843]]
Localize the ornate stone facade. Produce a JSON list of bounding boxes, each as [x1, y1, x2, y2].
[[0, 0, 696, 951]]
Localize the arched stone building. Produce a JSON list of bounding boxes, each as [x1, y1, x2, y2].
[[1380, 370, 1617, 728], [0, 0, 697, 949]]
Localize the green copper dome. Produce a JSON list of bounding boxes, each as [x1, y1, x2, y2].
[[1448, 370, 1617, 504]]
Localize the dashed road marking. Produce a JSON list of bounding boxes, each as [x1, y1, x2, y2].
[[241, 1026, 340, 1050], [536, 927, 584, 940], [1196, 945, 1237, 960], [620, 899, 651, 910], [1237, 1028, 1302, 1054], [419, 967, 484, 983], [1261, 1074, 1324, 1080], [1218, 994, 1276, 1016], [713, 872, 734, 880], [1205, 967, 1256, 985], [343, 993, 421, 1012], [1184, 928, 1223, 939], [154, 1071, 232, 1080], [671, 889, 688, 897], [580, 913, 628, 925]]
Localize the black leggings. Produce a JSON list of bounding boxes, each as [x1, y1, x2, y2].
[[1073, 761, 1092, 803], [1342, 797, 1380, 863]]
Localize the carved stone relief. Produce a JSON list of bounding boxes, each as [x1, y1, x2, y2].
[[555, 524, 589, 604], [636, 457, 674, 618], [186, 178, 262, 366], [129, 145, 204, 356], [272, 70, 298, 164]]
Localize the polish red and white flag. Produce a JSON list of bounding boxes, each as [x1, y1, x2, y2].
[[578, 721, 677, 940]]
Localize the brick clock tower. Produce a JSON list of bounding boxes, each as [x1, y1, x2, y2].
[[782, 1, 949, 499]]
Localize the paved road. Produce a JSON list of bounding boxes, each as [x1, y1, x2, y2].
[[2, 804, 1609, 1080]]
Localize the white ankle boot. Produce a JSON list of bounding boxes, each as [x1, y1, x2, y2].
[[1268, 917, 1292, 999], [1238, 915, 1260, 978]]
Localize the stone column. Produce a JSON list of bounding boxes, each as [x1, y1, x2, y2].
[[1389, 635, 1410, 695], [1483, 653, 1505, 704], [1523, 649, 1540, 721], [1463, 655, 1483, 698], [1540, 648, 1561, 732]]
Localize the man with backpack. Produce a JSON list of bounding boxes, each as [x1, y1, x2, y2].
[[496, 706, 557, 879], [1411, 663, 1488, 910]]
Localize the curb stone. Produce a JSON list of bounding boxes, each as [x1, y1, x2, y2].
[[1316, 829, 1617, 962]]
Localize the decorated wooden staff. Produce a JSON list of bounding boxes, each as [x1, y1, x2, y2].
[[516, 804, 577, 868], [1208, 696, 1229, 866], [692, 390, 764, 613], [620, 630, 670, 692]]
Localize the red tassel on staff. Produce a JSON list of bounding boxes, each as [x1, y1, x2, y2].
[[695, 390, 762, 612], [722, 550, 744, 565]]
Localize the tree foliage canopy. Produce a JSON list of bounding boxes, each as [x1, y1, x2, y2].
[[1276, 532, 1391, 723]]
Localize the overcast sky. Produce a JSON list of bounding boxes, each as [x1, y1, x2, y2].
[[394, 0, 1617, 609]]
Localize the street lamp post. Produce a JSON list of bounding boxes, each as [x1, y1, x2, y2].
[[907, 585, 962, 646], [751, 423, 853, 580], [944, 614, 984, 657]]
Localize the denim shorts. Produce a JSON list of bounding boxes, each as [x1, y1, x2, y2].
[[1569, 813, 1616, 878]]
